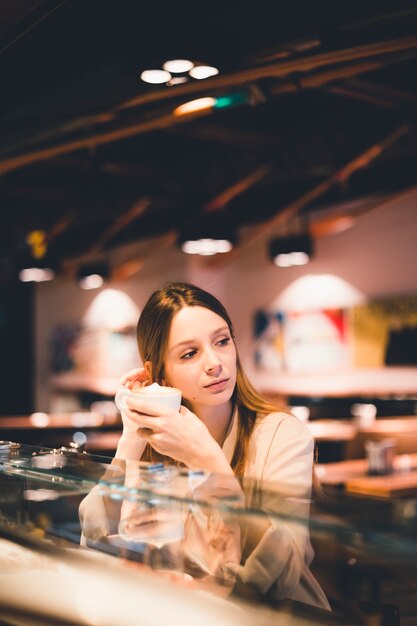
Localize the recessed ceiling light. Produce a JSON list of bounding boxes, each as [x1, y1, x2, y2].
[[140, 69, 171, 84], [273, 251, 310, 267], [78, 274, 105, 290], [178, 217, 237, 256], [19, 267, 55, 282], [181, 238, 233, 256], [163, 59, 194, 73], [189, 65, 219, 79], [269, 235, 313, 267], [76, 263, 109, 290]]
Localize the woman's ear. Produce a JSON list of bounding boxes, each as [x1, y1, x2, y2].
[[144, 361, 153, 383]]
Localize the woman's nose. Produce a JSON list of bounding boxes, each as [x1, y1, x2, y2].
[[204, 351, 222, 375]]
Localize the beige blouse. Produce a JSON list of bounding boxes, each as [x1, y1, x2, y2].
[[223, 410, 330, 610]]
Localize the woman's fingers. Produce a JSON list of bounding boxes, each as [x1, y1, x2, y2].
[[123, 406, 163, 432], [119, 368, 141, 384], [124, 397, 172, 417], [137, 427, 154, 437], [119, 367, 148, 387]]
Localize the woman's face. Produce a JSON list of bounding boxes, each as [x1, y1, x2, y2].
[[163, 306, 237, 411]]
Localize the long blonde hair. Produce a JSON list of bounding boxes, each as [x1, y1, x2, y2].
[[137, 281, 284, 477]]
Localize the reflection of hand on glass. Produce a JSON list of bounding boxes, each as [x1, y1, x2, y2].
[[118, 461, 185, 547], [119, 498, 185, 546]]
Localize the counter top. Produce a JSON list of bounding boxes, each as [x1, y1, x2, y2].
[[252, 366, 417, 397], [317, 453, 417, 497]]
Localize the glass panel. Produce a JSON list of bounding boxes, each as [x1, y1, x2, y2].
[[2, 440, 417, 625]]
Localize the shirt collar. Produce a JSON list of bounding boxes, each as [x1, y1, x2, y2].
[[222, 405, 238, 463]]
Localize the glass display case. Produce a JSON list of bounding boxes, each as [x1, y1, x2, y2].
[[1, 440, 416, 626]]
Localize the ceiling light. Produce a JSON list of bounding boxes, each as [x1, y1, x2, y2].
[[181, 238, 233, 256], [140, 69, 171, 84], [79, 274, 104, 290], [174, 92, 248, 116], [189, 65, 219, 79], [19, 267, 55, 282], [163, 59, 194, 73], [173, 97, 216, 116], [269, 234, 313, 267], [18, 230, 56, 282], [76, 263, 109, 290], [214, 92, 248, 108], [178, 217, 237, 256]]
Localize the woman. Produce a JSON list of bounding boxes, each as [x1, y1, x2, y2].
[[79, 281, 329, 610]]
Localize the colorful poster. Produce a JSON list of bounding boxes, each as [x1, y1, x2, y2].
[[254, 294, 417, 374], [254, 310, 285, 371], [282, 309, 350, 373]]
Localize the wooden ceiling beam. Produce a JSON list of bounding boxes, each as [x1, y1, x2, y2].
[[82, 197, 152, 257], [1, 36, 416, 177], [246, 37, 321, 66], [0, 0, 65, 53], [117, 36, 417, 112], [207, 124, 411, 266], [110, 168, 271, 279], [326, 78, 417, 111], [168, 123, 286, 149], [0, 107, 215, 176], [46, 212, 74, 244], [61, 197, 152, 277], [310, 186, 417, 236], [52, 156, 163, 179], [111, 232, 177, 281], [204, 166, 271, 212], [342, 78, 417, 105], [1, 184, 68, 203], [269, 50, 417, 94]]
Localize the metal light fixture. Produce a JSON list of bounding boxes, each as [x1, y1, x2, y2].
[[18, 230, 56, 282], [269, 234, 313, 267], [162, 59, 194, 73], [178, 216, 237, 256], [140, 69, 171, 84], [140, 59, 220, 87], [76, 262, 109, 290], [189, 65, 219, 79], [18, 259, 55, 282]]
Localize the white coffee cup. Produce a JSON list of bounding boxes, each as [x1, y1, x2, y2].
[[115, 383, 182, 413]]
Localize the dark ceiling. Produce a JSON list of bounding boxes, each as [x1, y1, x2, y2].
[[1, 0, 417, 279]]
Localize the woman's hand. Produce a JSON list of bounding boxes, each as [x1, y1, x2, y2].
[[113, 367, 150, 461], [123, 395, 233, 475], [119, 367, 150, 391], [116, 367, 150, 435]]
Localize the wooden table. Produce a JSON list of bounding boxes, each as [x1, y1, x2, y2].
[[0, 412, 121, 429], [0, 413, 122, 453], [307, 420, 356, 442], [317, 453, 417, 498]]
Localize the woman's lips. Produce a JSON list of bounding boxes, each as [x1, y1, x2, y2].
[[204, 378, 229, 391]]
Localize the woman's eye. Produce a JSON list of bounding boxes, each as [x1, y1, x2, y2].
[[217, 337, 231, 347], [181, 350, 196, 360]]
